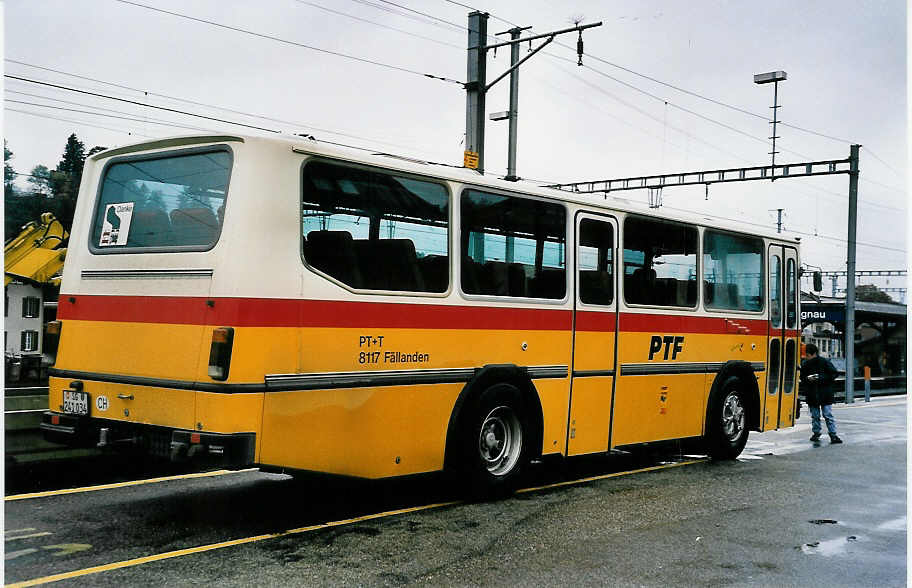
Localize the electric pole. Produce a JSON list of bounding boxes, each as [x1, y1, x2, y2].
[[772, 208, 783, 233], [463, 13, 601, 178], [464, 12, 487, 174], [844, 144, 860, 403]]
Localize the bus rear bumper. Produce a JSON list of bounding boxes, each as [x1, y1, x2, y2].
[[40, 412, 255, 469]]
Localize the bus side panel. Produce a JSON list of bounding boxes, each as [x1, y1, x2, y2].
[[611, 326, 766, 447], [534, 378, 572, 456], [295, 325, 572, 458], [260, 383, 462, 478], [567, 328, 616, 456], [259, 324, 571, 476], [611, 373, 706, 446]]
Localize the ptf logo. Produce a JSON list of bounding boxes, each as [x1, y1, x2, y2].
[[648, 335, 685, 360]]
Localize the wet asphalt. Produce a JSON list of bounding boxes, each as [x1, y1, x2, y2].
[[4, 397, 906, 587]]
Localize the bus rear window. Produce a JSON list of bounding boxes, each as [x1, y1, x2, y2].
[[91, 149, 232, 252]]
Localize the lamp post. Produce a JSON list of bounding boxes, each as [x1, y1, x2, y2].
[[754, 70, 787, 174]]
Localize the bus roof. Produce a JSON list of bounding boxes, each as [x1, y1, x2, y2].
[[91, 132, 801, 245]]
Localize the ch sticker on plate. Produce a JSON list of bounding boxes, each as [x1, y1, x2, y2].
[[95, 395, 109, 412]]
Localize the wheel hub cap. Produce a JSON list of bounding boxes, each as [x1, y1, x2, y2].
[[721, 392, 745, 441], [478, 405, 522, 476]]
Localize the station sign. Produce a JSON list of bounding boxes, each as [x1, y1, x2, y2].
[[800, 306, 845, 325]]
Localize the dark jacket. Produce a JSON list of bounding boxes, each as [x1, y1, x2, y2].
[[800, 355, 839, 406]]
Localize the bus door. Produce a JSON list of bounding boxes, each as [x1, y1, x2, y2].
[[779, 247, 799, 427], [764, 245, 798, 429], [568, 213, 618, 456]]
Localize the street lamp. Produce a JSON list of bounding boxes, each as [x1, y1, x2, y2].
[[754, 70, 787, 173]]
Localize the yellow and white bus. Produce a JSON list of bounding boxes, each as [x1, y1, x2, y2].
[[42, 133, 800, 494]]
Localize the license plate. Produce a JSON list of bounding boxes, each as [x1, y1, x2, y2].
[[63, 390, 89, 416]]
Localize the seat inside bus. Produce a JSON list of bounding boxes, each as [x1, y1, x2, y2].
[[305, 230, 446, 292], [170, 207, 220, 246], [130, 208, 172, 247]]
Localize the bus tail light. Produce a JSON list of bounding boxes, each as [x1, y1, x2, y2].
[[45, 321, 63, 365], [207, 327, 234, 380]]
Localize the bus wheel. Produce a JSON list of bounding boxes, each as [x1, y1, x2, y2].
[[705, 376, 749, 460], [461, 382, 530, 498]]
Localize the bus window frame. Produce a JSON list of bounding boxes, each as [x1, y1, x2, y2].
[[575, 211, 618, 310], [87, 144, 235, 255], [457, 185, 570, 305], [620, 213, 700, 312], [701, 227, 766, 315], [298, 156, 454, 298]]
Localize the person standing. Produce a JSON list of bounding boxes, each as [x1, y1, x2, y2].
[[800, 343, 842, 444]]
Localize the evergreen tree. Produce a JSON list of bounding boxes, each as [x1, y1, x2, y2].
[[51, 133, 87, 199], [4, 140, 16, 197], [50, 133, 87, 230]]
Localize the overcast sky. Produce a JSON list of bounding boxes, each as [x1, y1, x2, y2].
[[2, 0, 907, 296]]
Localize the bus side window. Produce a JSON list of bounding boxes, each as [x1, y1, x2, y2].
[[623, 216, 697, 307], [301, 161, 449, 293], [461, 189, 566, 300], [578, 218, 614, 306], [703, 230, 764, 312]]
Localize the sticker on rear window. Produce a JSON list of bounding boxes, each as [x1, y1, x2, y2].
[[99, 202, 134, 246]]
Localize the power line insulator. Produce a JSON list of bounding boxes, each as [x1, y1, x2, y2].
[[577, 31, 584, 66]]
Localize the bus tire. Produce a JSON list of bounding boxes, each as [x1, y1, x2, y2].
[[704, 375, 749, 460], [460, 382, 531, 499]]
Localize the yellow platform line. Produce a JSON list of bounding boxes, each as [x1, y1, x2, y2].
[[5, 501, 461, 588], [7, 460, 704, 587], [5, 469, 256, 502]]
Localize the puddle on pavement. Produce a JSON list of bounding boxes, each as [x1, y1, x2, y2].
[[876, 516, 906, 531], [798, 535, 861, 556]]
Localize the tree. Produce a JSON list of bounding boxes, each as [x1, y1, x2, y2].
[[855, 284, 893, 303], [4, 140, 16, 197], [50, 133, 87, 230], [27, 164, 52, 196], [51, 133, 86, 199]]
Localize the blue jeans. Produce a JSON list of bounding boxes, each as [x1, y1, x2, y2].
[[809, 404, 837, 436]]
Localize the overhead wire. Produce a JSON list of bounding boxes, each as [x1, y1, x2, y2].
[[6, 74, 281, 133], [112, 0, 463, 86], [661, 204, 906, 255], [4, 99, 216, 133], [294, 0, 462, 49], [5, 107, 154, 138], [4, 60, 441, 153]]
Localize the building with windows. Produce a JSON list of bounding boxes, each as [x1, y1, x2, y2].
[[4, 213, 67, 380]]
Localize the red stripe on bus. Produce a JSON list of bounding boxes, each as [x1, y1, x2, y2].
[[619, 313, 768, 335], [575, 311, 617, 332], [58, 295, 771, 334], [57, 295, 573, 331]]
